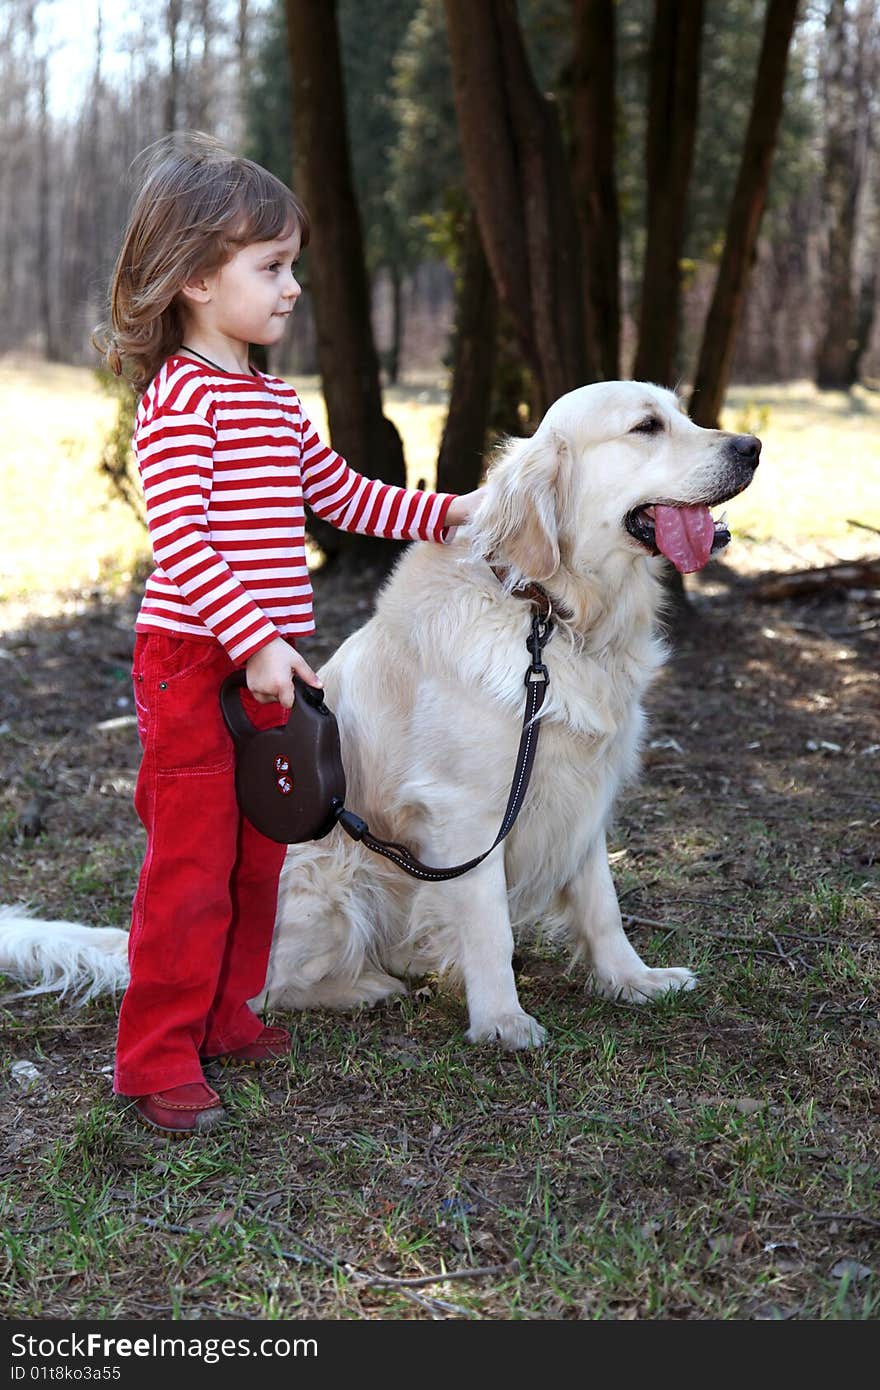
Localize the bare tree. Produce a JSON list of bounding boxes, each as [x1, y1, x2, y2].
[[285, 0, 408, 564], [20, 1, 59, 358], [0, 0, 261, 362], [571, 0, 620, 381], [436, 211, 498, 494], [165, 0, 184, 131], [237, 0, 251, 132], [815, 0, 877, 389], [443, 0, 589, 413], [690, 0, 799, 426], [187, 0, 214, 130], [632, 0, 705, 386]]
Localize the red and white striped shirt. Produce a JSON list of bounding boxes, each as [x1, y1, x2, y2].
[[134, 355, 455, 663]]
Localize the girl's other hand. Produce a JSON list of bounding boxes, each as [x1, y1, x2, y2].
[[245, 637, 321, 708], [444, 486, 487, 528]]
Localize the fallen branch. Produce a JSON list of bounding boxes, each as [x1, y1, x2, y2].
[[363, 1250, 532, 1289], [768, 930, 799, 972], [771, 1194, 880, 1232], [847, 518, 880, 538], [752, 558, 880, 601], [623, 913, 677, 931], [240, 1204, 540, 1293], [140, 1214, 466, 1317]]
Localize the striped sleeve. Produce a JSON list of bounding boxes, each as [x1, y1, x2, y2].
[[298, 408, 455, 543], [136, 404, 278, 663]]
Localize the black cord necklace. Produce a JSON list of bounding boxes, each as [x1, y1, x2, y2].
[[179, 345, 254, 375]]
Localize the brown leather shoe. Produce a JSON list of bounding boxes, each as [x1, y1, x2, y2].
[[202, 1025, 291, 1065], [133, 1081, 227, 1135]]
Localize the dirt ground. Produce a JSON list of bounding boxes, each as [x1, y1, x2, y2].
[[1, 537, 878, 1319]]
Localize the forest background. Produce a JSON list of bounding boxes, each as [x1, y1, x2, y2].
[[3, 0, 879, 497]]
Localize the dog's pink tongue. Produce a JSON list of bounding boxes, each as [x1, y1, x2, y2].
[[653, 504, 715, 573]]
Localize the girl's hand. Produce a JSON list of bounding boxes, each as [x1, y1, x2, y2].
[[245, 637, 321, 708], [444, 486, 487, 528]]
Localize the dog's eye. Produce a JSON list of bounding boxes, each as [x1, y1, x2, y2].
[[630, 417, 663, 435]]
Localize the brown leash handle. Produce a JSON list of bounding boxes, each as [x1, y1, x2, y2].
[[333, 612, 552, 880]]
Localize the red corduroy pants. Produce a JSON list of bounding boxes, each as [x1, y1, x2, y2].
[[114, 632, 289, 1096]]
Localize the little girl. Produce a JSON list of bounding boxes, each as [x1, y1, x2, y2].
[[94, 132, 483, 1135]]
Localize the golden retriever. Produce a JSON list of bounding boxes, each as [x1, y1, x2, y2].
[[0, 381, 760, 1048], [260, 380, 760, 1046]]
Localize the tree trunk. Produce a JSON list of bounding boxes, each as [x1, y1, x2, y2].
[[571, 0, 620, 380], [37, 55, 58, 360], [689, 0, 799, 426], [851, 257, 876, 386], [387, 262, 403, 387], [165, 0, 183, 132], [815, 0, 874, 390], [442, 1, 531, 372], [634, 0, 705, 617], [849, 0, 879, 384], [237, 0, 251, 132], [437, 211, 498, 495], [491, 314, 533, 439], [285, 0, 407, 567], [632, 0, 705, 386], [443, 0, 588, 413], [189, 0, 213, 130], [24, 0, 58, 362]]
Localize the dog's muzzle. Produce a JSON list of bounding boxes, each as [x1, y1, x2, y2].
[[624, 434, 761, 573]]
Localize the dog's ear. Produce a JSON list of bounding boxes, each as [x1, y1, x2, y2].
[[480, 429, 571, 582]]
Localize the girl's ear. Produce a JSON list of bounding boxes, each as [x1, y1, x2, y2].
[[479, 429, 571, 582], [177, 274, 213, 306]]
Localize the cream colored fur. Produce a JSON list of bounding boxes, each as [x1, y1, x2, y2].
[[260, 380, 752, 1046]]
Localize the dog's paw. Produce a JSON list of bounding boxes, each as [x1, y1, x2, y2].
[[465, 1012, 547, 1049], [595, 966, 697, 1004]]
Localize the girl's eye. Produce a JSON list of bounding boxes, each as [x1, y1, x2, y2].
[[630, 417, 663, 435]]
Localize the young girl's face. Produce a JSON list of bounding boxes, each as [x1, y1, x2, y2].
[[183, 227, 302, 349]]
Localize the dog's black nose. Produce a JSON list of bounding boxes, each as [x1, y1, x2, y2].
[[729, 434, 762, 467]]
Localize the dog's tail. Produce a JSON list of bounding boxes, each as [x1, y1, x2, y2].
[[0, 906, 129, 1004]]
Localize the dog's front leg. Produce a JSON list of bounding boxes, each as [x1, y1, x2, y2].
[[420, 851, 546, 1049], [567, 831, 696, 1003]]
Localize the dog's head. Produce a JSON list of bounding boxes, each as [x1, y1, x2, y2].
[[473, 381, 760, 589]]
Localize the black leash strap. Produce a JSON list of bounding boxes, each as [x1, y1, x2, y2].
[[332, 611, 552, 880]]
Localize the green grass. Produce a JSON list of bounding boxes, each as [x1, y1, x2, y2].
[[2, 886, 878, 1321], [3, 808, 878, 1320]]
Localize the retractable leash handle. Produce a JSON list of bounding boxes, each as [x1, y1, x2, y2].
[[219, 670, 347, 843], [219, 612, 552, 878]]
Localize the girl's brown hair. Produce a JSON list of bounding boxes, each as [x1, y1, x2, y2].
[[93, 132, 310, 393]]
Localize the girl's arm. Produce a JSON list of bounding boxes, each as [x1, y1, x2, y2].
[[298, 406, 480, 544]]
